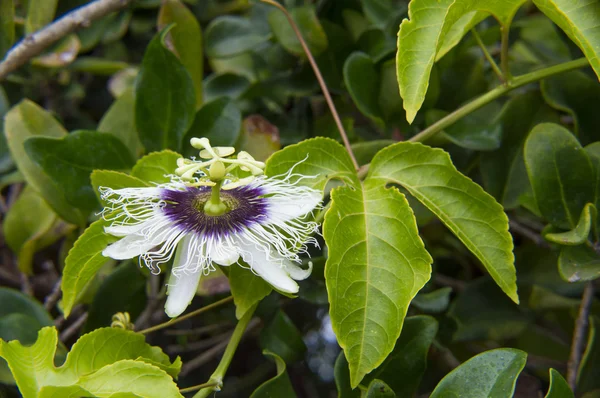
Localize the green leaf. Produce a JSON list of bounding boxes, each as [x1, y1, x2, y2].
[[524, 123, 595, 229], [324, 180, 432, 387], [268, 5, 328, 57], [365, 379, 396, 398], [436, 11, 488, 61], [260, 310, 306, 364], [411, 287, 453, 313], [25, 0, 57, 34], [183, 97, 241, 158], [205, 16, 271, 58], [0, 288, 54, 333], [98, 89, 144, 158], [356, 29, 396, 63], [343, 52, 384, 125], [541, 71, 600, 145], [61, 219, 118, 317], [578, 316, 600, 394], [131, 150, 182, 184], [545, 369, 573, 398], [533, 0, 600, 80], [91, 170, 150, 205], [448, 278, 530, 341], [480, 91, 559, 209], [0, 327, 182, 398], [250, 351, 296, 398], [265, 137, 359, 191], [546, 203, 596, 245], [83, 262, 147, 333], [135, 27, 196, 152], [439, 103, 503, 151], [229, 263, 272, 320], [369, 142, 518, 303], [24, 130, 135, 211], [0, 0, 14, 58], [558, 244, 600, 283], [396, 0, 527, 123], [4, 100, 85, 225], [31, 34, 80, 68], [238, 115, 282, 162], [3, 186, 59, 274], [158, 0, 204, 108], [203, 73, 251, 103], [364, 315, 438, 397], [430, 348, 527, 397]]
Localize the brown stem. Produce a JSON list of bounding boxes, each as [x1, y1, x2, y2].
[[567, 282, 595, 392], [259, 0, 359, 170], [0, 0, 133, 80]]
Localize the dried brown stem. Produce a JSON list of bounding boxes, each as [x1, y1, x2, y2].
[[0, 0, 132, 80], [567, 282, 595, 392]]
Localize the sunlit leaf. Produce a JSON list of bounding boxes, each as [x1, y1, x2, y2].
[[131, 150, 181, 184], [545, 203, 596, 246]]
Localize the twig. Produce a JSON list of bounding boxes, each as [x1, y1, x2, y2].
[[167, 332, 230, 355], [44, 277, 62, 311], [434, 273, 466, 292], [471, 28, 503, 82], [180, 333, 234, 377], [164, 322, 232, 336], [500, 24, 511, 84], [509, 220, 551, 248], [134, 275, 161, 330], [0, 0, 133, 80], [20, 273, 33, 296], [180, 382, 221, 395], [60, 311, 88, 342], [567, 282, 595, 392], [259, 0, 359, 171], [138, 296, 234, 334]]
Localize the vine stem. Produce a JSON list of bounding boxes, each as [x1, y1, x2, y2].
[[179, 381, 220, 394], [193, 305, 258, 398], [408, 57, 589, 144], [471, 28, 503, 82], [259, 0, 359, 170], [0, 0, 133, 80], [500, 22, 512, 83], [138, 296, 233, 334], [567, 281, 595, 392]]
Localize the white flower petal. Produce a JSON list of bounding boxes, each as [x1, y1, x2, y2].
[[165, 235, 201, 318], [238, 240, 298, 294], [103, 233, 163, 260], [266, 190, 321, 221], [210, 243, 240, 266], [283, 260, 312, 281]]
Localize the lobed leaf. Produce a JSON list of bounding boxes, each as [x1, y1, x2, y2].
[[369, 142, 518, 303], [324, 180, 432, 387]]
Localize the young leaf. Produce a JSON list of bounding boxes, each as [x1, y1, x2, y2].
[[363, 316, 438, 397], [135, 26, 196, 152], [430, 348, 527, 397], [131, 150, 182, 184], [524, 123, 595, 230], [4, 100, 85, 225], [265, 137, 359, 190], [158, 0, 204, 108], [229, 262, 272, 320], [24, 130, 135, 211], [558, 244, 600, 283], [324, 180, 432, 387], [369, 142, 518, 303], [396, 0, 527, 123], [250, 351, 296, 398], [545, 369, 573, 398], [545, 203, 596, 245], [0, 327, 182, 398], [182, 97, 242, 158], [533, 0, 600, 80], [61, 219, 118, 317]]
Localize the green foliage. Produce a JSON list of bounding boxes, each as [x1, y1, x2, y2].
[[268, 5, 328, 57], [545, 369, 573, 398], [0, 327, 182, 398], [250, 351, 296, 398]]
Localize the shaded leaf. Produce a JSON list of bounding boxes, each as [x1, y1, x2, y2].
[[158, 0, 204, 108], [324, 179, 432, 387], [558, 244, 600, 283], [578, 316, 600, 394], [365, 379, 395, 398], [268, 5, 328, 57], [25, 0, 57, 34], [135, 27, 196, 152], [524, 123, 595, 229], [545, 203, 596, 245], [4, 100, 85, 225], [260, 310, 306, 364], [344, 52, 384, 124], [203, 73, 251, 103], [412, 287, 453, 313], [0, 0, 14, 59], [334, 353, 361, 398], [545, 369, 573, 398], [98, 89, 144, 158], [229, 263, 271, 320], [205, 16, 271, 58], [250, 351, 296, 398], [430, 348, 527, 397], [533, 0, 600, 80], [369, 142, 518, 303], [238, 115, 281, 162], [24, 130, 135, 211], [31, 35, 80, 68]]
